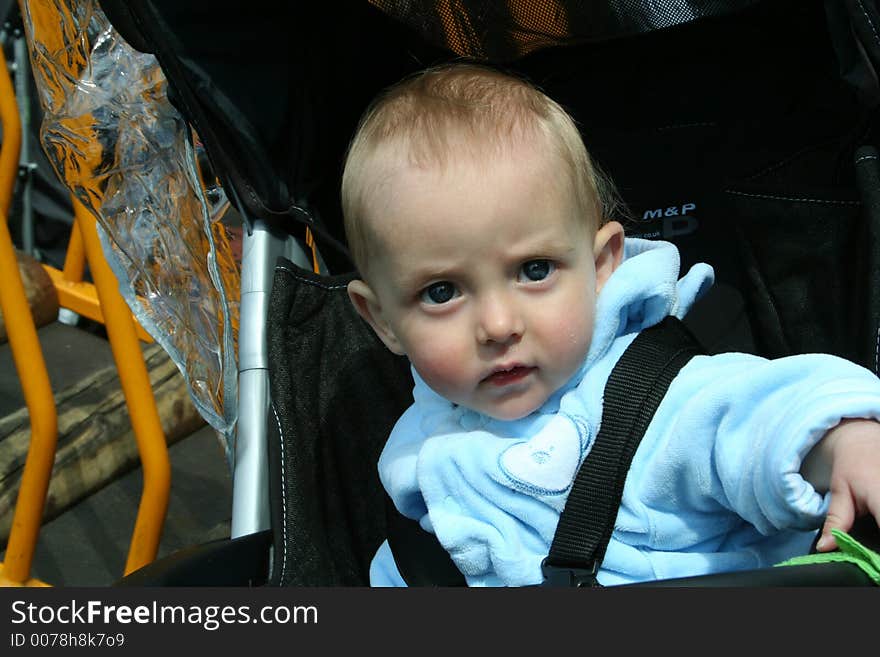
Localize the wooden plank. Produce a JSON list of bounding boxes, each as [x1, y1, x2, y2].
[[0, 249, 59, 343], [0, 341, 208, 546]]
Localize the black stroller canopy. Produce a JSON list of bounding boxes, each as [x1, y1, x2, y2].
[[97, 0, 850, 273]]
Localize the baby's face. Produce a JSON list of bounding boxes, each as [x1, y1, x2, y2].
[[352, 143, 619, 421]]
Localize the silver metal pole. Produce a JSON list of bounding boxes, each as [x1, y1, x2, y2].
[[13, 31, 35, 257], [231, 219, 311, 538]]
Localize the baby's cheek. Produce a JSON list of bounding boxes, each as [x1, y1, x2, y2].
[[409, 345, 472, 400], [540, 303, 594, 373]]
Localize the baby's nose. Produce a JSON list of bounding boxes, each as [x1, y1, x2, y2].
[[476, 296, 524, 345]]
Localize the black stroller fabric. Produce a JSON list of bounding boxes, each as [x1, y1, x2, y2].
[[265, 262, 412, 586]]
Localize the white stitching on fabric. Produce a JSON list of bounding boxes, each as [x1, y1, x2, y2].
[[275, 264, 349, 290], [744, 143, 830, 181], [724, 190, 860, 205], [272, 403, 289, 582], [857, 0, 880, 47], [875, 326, 880, 375]]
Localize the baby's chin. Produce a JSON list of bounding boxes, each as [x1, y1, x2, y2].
[[471, 397, 548, 422], [487, 409, 538, 422]]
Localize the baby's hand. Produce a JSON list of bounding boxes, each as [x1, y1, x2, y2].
[[800, 418, 880, 551]]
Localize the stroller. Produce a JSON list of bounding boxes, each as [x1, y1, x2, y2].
[[22, 0, 880, 586]]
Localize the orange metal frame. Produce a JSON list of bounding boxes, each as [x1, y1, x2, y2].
[[0, 35, 171, 586], [0, 43, 54, 588], [42, 221, 154, 343]]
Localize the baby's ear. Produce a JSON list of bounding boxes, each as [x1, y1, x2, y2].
[[593, 221, 624, 293], [347, 279, 405, 355]]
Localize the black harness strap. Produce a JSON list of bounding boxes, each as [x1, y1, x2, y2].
[[387, 316, 704, 587], [385, 494, 465, 586], [542, 316, 703, 586]]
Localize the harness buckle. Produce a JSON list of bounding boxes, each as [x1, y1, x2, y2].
[[540, 557, 600, 587]]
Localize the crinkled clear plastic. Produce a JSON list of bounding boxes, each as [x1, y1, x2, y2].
[[20, 0, 240, 462]]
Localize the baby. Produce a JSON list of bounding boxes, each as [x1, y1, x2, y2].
[[342, 62, 880, 586]]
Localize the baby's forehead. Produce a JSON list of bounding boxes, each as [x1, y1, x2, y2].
[[367, 129, 567, 195], [367, 140, 580, 220], [365, 157, 590, 255]]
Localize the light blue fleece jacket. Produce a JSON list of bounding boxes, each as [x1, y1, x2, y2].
[[370, 238, 880, 586]]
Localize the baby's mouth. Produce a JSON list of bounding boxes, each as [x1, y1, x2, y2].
[[482, 365, 536, 386]]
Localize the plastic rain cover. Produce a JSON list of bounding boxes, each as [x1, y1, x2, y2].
[[19, 0, 240, 463]]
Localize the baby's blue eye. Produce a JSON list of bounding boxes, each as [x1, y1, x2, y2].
[[421, 281, 459, 305], [519, 259, 555, 282]]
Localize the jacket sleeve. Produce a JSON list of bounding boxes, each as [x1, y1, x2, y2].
[[624, 352, 880, 537]]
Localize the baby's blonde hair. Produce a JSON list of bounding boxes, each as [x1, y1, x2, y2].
[[341, 62, 621, 274]]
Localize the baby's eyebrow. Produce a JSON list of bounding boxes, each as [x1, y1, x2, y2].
[[511, 239, 577, 257], [392, 265, 458, 292]]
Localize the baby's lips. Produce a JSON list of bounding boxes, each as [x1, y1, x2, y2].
[[483, 365, 536, 386]]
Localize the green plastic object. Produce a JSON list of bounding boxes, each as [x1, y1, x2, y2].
[[776, 529, 880, 585]]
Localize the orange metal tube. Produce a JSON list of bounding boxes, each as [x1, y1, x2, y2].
[[47, 206, 154, 342], [0, 47, 19, 217], [0, 216, 56, 588], [61, 220, 86, 282], [73, 200, 172, 574], [0, 44, 56, 587]]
